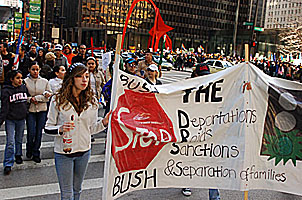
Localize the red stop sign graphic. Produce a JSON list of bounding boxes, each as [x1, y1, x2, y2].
[[111, 90, 176, 173]]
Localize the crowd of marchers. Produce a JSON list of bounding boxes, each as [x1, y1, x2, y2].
[[0, 37, 301, 200], [0, 40, 160, 199]]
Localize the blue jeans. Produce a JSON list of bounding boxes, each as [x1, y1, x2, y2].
[[3, 119, 25, 167], [55, 150, 91, 200], [209, 189, 220, 200], [26, 111, 47, 157]]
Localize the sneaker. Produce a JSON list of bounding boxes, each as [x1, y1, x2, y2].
[[15, 155, 23, 164], [32, 156, 41, 163], [4, 166, 11, 175], [182, 188, 192, 196], [26, 152, 32, 159]]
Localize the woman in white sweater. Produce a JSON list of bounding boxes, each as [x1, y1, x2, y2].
[[45, 63, 111, 200], [24, 61, 52, 163]]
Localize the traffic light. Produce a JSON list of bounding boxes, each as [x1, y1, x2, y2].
[[250, 40, 258, 48]]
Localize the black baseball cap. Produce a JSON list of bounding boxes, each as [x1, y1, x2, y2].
[[195, 63, 210, 76]]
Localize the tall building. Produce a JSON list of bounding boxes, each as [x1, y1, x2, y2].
[[2, 0, 19, 7], [265, 0, 302, 29], [0, 0, 20, 24], [44, 0, 253, 55]]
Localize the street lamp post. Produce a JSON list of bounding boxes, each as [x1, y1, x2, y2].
[[233, 0, 240, 57], [21, 0, 28, 36], [10, 4, 15, 41]]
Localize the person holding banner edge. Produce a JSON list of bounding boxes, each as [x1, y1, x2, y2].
[[182, 63, 220, 199]]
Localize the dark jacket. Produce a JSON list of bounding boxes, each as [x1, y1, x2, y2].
[[40, 60, 54, 80], [0, 84, 28, 125], [55, 54, 68, 68], [1, 52, 14, 80], [19, 54, 31, 78], [71, 54, 89, 65]]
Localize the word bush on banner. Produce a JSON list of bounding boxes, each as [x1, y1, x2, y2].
[[102, 62, 302, 200]]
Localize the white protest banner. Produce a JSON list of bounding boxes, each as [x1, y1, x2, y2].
[[103, 62, 302, 199], [102, 52, 111, 71]]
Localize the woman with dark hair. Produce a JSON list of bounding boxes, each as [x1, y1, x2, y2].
[[45, 63, 111, 200], [86, 56, 105, 100], [24, 61, 52, 163], [0, 70, 28, 175], [35, 48, 46, 69]]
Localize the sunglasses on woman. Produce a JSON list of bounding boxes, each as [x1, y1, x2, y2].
[[147, 69, 155, 72]]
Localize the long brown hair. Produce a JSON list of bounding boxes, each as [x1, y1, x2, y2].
[[55, 63, 97, 114]]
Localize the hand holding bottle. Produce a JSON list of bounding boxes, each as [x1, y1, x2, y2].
[[59, 122, 75, 133]]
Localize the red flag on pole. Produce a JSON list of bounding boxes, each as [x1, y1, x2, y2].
[[90, 37, 94, 57]]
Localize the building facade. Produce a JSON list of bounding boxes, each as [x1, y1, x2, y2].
[[265, 0, 302, 29], [44, 0, 255, 55]]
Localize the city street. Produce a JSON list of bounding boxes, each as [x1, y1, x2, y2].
[[0, 0, 301, 198], [0, 69, 301, 200]]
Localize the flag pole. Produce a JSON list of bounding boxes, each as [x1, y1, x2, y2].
[[102, 33, 122, 200], [159, 34, 166, 66]]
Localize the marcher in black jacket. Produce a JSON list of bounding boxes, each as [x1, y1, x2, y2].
[[18, 46, 31, 78], [71, 44, 89, 65], [0, 70, 28, 175]]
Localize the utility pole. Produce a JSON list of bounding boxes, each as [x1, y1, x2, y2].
[[60, 0, 65, 43], [250, 0, 259, 57], [39, 0, 44, 43], [233, 0, 240, 56], [21, 0, 26, 36], [248, 0, 253, 23]]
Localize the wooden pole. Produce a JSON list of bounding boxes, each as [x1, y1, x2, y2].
[[244, 191, 248, 200], [115, 34, 123, 70], [115, 34, 122, 61], [245, 43, 249, 62]]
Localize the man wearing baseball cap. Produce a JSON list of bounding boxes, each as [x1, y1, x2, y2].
[[145, 64, 162, 85], [125, 58, 138, 76], [54, 44, 68, 69], [191, 63, 211, 78], [183, 62, 220, 200]]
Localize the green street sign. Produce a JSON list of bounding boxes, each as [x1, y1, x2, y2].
[[254, 27, 264, 31], [8, 20, 14, 25], [30, 0, 41, 3], [7, 25, 13, 32], [29, 3, 41, 22], [243, 22, 253, 26], [14, 13, 22, 29]]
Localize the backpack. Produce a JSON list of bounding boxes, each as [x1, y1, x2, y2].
[[102, 79, 112, 102]]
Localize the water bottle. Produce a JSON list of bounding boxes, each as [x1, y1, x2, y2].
[[63, 115, 74, 153]]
